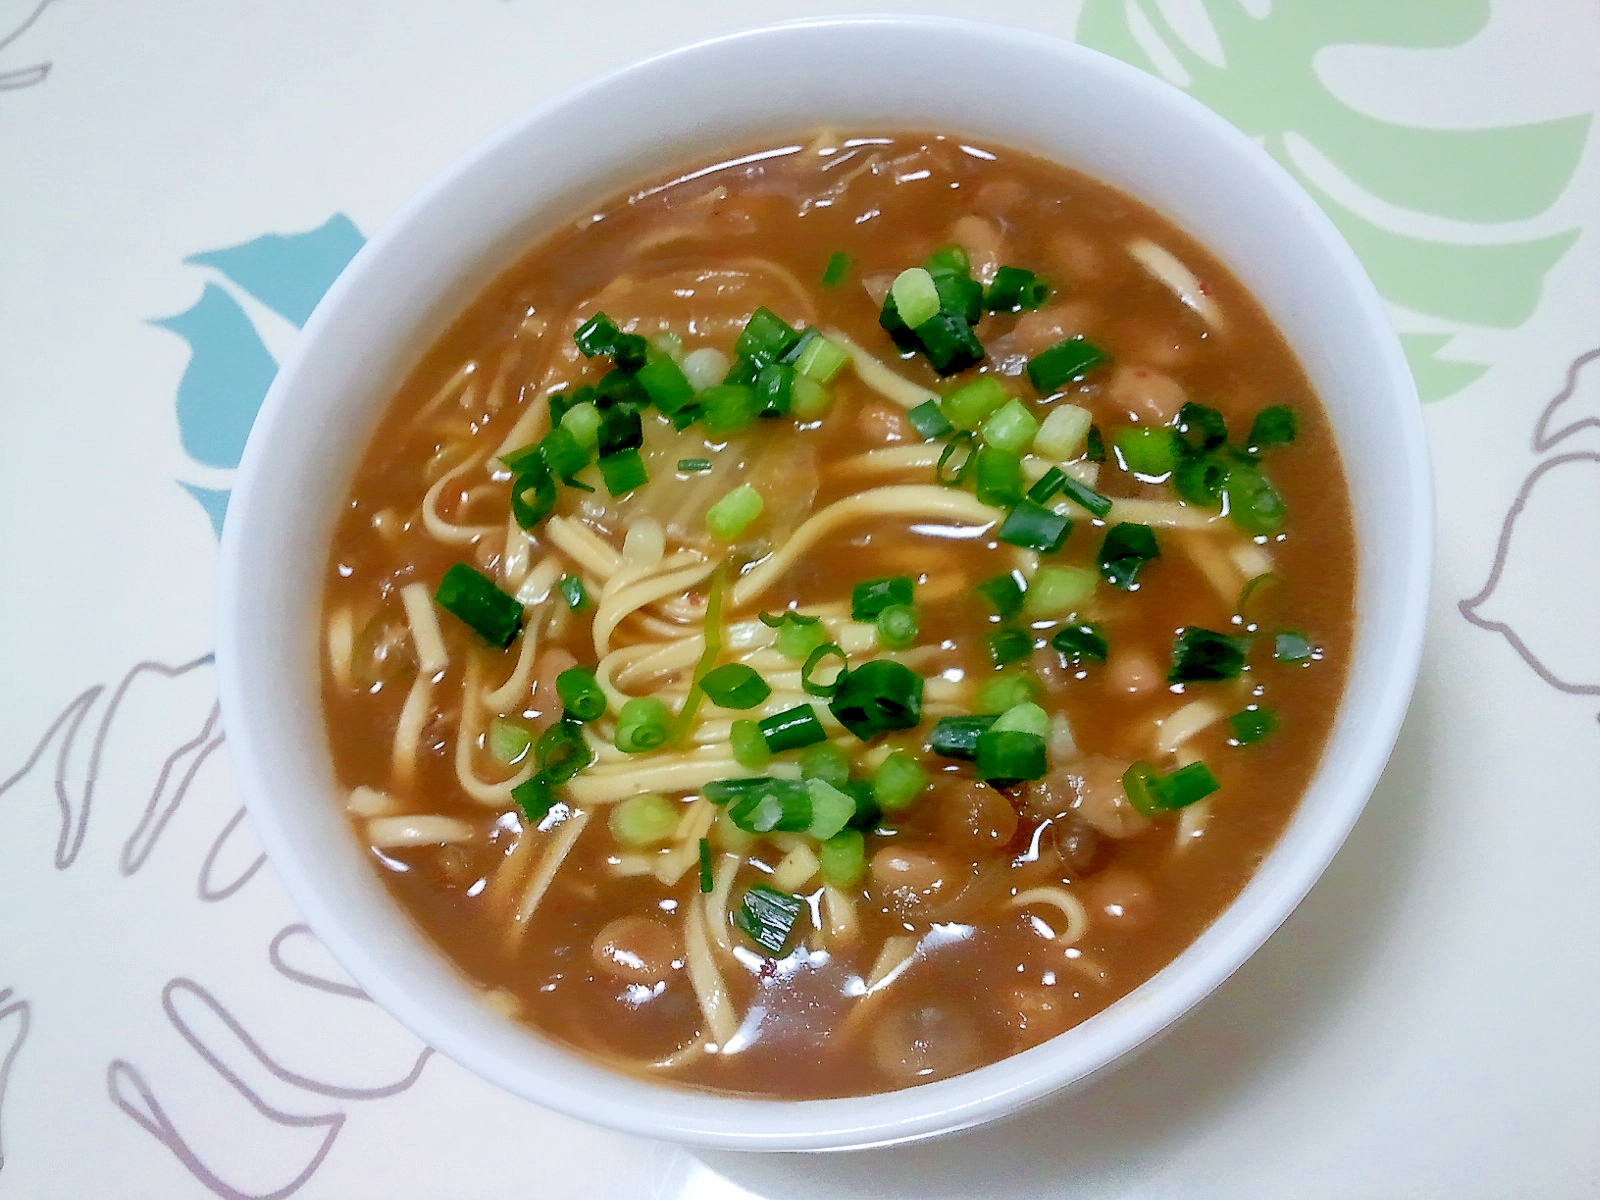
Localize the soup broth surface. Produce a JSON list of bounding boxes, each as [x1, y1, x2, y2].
[[322, 132, 1354, 1098]]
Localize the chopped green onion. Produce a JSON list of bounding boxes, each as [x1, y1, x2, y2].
[[1098, 523, 1160, 590], [1229, 706, 1277, 745], [435, 563, 522, 649], [818, 829, 866, 887], [539, 425, 590, 480], [789, 373, 832, 420], [1174, 402, 1227, 454], [992, 700, 1049, 738], [615, 697, 671, 753], [935, 430, 978, 485], [940, 376, 1008, 430], [669, 405, 702, 431], [730, 718, 771, 770], [608, 793, 679, 846], [844, 779, 881, 830], [873, 750, 927, 811], [984, 265, 1051, 313], [706, 484, 763, 541], [987, 627, 1034, 667], [756, 361, 794, 416], [1162, 762, 1219, 809], [682, 347, 729, 392], [1057, 475, 1113, 518], [1121, 761, 1162, 816], [851, 576, 914, 621], [596, 366, 648, 408], [875, 603, 920, 651], [792, 334, 849, 384], [700, 663, 771, 710], [822, 251, 852, 288], [800, 742, 851, 788], [558, 574, 589, 611], [510, 776, 556, 823], [598, 449, 648, 497], [705, 776, 799, 807], [975, 728, 1047, 784], [1173, 454, 1229, 508], [734, 885, 802, 956], [698, 838, 714, 892], [928, 714, 998, 761], [801, 643, 848, 697], [536, 719, 591, 784], [1051, 623, 1108, 665], [806, 778, 856, 840], [1033, 404, 1092, 461], [891, 267, 942, 329], [923, 243, 970, 275], [1114, 426, 1180, 478], [510, 465, 557, 531], [760, 704, 828, 753], [597, 407, 643, 457], [768, 611, 828, 661], [997, 500, 1072, 553], [1274, 631, 1314, 663], [499, 440, 544, 477], [560, 401, 603, 452], [1023, 565, 1095, 617], [913, 311, 985, 375], [908, 399, 954, 440], [1026, 465, 1068, 504], [977, 671, 1037, 713], [723, 356, 759, 387], [573, 312, 623, 359], [1086, 424, 1106, 462], [878, 291, 921, 353], [981, 398, 1040, 456], [1027, 336, 1107, 393], [828, 660, 924, 741], [723, 779, 812, 833], [699, 383, 763, 436], [546, 389, 575, 427], [1237, 572, 1283, 621], [650, 329, 684, 362], [634, 355, 695, 415], [487, 718, 533, 765], [678, 457, 713, 473], [734, 307, 801, 368], [555, 667, 606, 722], [1169, 627, 1250, 683], [1223, 465, 1286, 535], [1248, 405, 1298, 448], [975, 571, 1026, 618]]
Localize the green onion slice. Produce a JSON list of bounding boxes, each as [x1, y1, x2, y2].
[[851, 576, 914, 621], [615, 696, 671, 753], [1097, 523, 1159, 590], [678, 457, 713, 473], [759, 704, 828, 753], [699, 663, 771, 710], [1026, 335, 1107, 394], [535, 719, 591, 784], [935, 430, 978, 486], [974, 446, 1025, 508], [975, 571, 1026, 618], [558, 574, 589, 611], [1248, 404, 1298, 448], [1174, 402, 1228, 454], [510, 465, 558, 531], [984, 265, 1052, 314], [1229, 707, 1277, 745], [1169, 627, 1250, 684], [801, 643, 849, 698], [698, 838, 714, 893], [821, 251, 852, 289], [734, 307, 801, 368], [975, 728, 1047, 785], [908, 399, 954, 440], [997, 500, 1072, 554], [828, 660, 924, 741], [928, 714, 998, 761], [1274, 631, 1314, 663], [597, 449, 648, 497], [875, 603, 920, 651], [510, 775, 557, 823], [734, 885, 803, 956], [1050, 623, 1108, 665], [1124, 760, 1223, 813], [987, 627, 1034, 667], [554, 667, 606, 722], [435, 563, 522, 649]]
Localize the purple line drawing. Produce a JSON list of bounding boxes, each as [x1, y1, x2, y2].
[[0, 0, 54, 93], [1461, 344, 1600, 699], [1, 656, 435, 1196]]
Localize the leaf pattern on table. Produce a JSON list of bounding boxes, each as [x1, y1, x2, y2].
[[0, 0, 54, 95], [156, 216, 365, 536], [1076, 0, 1591, 400], [0, 656, 432, 1196]]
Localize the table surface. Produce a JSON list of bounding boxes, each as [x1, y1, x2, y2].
[[3, 2, 1598, 1196]]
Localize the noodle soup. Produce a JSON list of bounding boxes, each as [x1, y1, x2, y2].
[[322, 132, 1353, 1098]]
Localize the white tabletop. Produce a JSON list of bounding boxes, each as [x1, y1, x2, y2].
[[3, 1, 1598, 1195]]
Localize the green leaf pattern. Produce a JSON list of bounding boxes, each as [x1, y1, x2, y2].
[[1076, 0, 1591, 400]]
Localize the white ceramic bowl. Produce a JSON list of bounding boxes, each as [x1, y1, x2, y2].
[[217, 15, 1431, 1152]]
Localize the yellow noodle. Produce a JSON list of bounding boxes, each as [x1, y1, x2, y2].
[[705, 853, 741, 956], [422, 454, 498, 545], [346, 785, 397, 817], [366, 814, 477, 848], [825, 329, 938, 410], [389, 669, 433, 790], [544, 515, 622, 580], [483, 599, 545, 711], [593, 557, 716, 658], [399, 581, 449, 676], [326, 605, 355, 691], [454, 655, 535, 806], [684, 899, 739, 1048], [1011, 886, 1090, 945], [506, 808, 592, 947]]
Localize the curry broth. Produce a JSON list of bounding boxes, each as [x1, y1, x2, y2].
[[322, 133, 1354, 1097]]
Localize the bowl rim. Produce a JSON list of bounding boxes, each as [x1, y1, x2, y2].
[[216, 12, 1432, 1152]]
